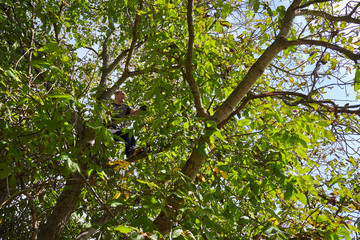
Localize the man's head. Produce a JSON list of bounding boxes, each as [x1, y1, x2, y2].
[[114, 90, 126, 105]]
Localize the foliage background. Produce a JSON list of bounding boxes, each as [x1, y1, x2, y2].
[[1, 0, 360, 239]]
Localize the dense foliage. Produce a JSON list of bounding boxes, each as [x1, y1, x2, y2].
[[1, 0, 360, 239]]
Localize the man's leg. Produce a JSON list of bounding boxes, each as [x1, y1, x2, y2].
[[118, 132, 136, 158]]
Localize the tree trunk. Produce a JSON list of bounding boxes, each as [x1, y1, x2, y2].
[[153, 0, 303, 235], [38, 172, 84, 240]]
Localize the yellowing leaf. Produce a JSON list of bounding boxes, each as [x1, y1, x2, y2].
[[289, 77, 294, 83], [173, 167, 182, 172], [108, 159, 130, 170], [112, 191, 121, 200], [220, 170, 229, 180], [201, 175, 206, 182], [123, 191, 130, 200]]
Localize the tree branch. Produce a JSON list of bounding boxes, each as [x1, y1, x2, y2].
[[38, 172, 84, 240], [212, 0, 303, 126], [155, 0, 306, 235], [97, 0, 144, 100], [0, 188, 30, 209], [221, 91, 360, 126], [296, 9, 360, 24], [184, 0, 208, 119], [124, 1, 143, 72], [75, 214, 109, 240], [288, 39, 360, 62], [79, 172, 116, 220]]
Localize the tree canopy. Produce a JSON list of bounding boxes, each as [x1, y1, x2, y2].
[[1, 0, 360, 239]]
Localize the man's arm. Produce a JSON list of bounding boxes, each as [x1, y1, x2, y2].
[[129, 106, 147, 116]]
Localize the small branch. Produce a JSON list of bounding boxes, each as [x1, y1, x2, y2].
[[104, 40, 145, 79], [0, 188, 30, 209], [124, 0, 142, 71], [24, 191, 38, 240], [75, 214, 109, 240], [79, 172, 116, 221], [15, 47, 34, 70], [297, 0, 332, 9], [27, 2, 36, 81], [84, 47, 99, 55], [98, 63, 158, 100], [349, 3, 360, 17]]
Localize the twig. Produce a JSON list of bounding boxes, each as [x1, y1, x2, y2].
[[0, 188, 30, 210], [79, 171, 116, 221], [15, 47, 34, 70], [24, 191, 38, 240]]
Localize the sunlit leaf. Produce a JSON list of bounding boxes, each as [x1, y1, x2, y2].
[[111, 225, 134, 233]]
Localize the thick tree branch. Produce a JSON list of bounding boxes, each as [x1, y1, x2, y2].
[[38, 172, 84, 240], [288, 39, 360, 62], [218, 93, 253, 129], [184, 0, 208, 119], [221, 91, 360, 126], [296, 9, 360, 24], [212, 0, 303, 126], [101, 29, 112, 73]]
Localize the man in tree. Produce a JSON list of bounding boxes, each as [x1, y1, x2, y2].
[[108, 90, 146, 158]]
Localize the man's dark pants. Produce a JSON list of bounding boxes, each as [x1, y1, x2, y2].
[[114, 131, 136, 158]]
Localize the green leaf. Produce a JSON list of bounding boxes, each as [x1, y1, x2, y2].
[[2, 68, 19, 81], [197, 142, 209, 156], [0, 162, 12, 179], [355, 69, 360, 91], [250, 0, 260, 12], [30, 59, 53, 68], [38, 42, 61, 53], [112, 225, 134, 233], [284, 183, 294, 200], [62, 155, 80, 173], [87, 121, 103, 129], [316, 215, 329, 223], [205, 232, 216, 240], [48, 94, 73, 101]]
